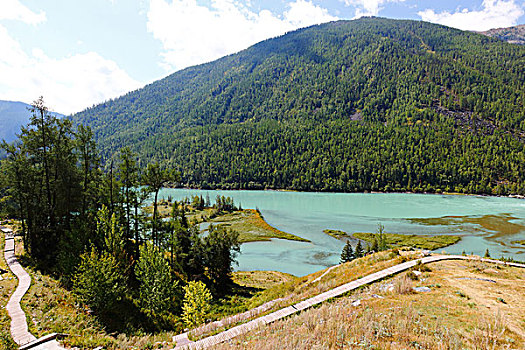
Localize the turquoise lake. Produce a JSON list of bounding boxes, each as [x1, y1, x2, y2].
[[158, 189, 525, 276]]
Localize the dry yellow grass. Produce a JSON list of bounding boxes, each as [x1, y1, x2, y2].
[[233, 271, 297, 290], [216, 259, 525, 350]]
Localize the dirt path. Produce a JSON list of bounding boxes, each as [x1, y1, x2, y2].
[[174, 255, 525, 349]]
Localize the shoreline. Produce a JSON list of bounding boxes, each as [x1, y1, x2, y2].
[[163, 185, 525, 200]]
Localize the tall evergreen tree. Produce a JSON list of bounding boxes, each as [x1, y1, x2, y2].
[[354, 240, 364, 258], [340, 241, 354, 263], [143, 162, 178, 246], [1, 97, 83, 266]]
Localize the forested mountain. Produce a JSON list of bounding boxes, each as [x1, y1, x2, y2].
[[481, 24, 525, 45], [72, 17, 525, 195], [0, 100, 64, 143]]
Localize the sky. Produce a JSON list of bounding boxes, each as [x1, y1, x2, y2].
[[0, 0, 524, 115]]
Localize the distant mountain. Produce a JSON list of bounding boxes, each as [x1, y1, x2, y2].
[[72, 17, 525, 195], [480, 24, 525, 45], [0, 100, 33, 144], [0, 100, 64, 144]]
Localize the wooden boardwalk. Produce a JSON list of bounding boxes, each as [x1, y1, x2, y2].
[[174, 255, 525, 349], [3, 230, 66, 349], [4, 234, 37, 346]]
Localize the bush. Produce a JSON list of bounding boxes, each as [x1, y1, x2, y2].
[[182, 281, 212, 329], [406, 271, 419, 281], [394, 276, 414, 294], [0, 329, 16, 349], [73, 248, 126, 313], [135, 243, 180, 314], [414, 259, 431, 272]]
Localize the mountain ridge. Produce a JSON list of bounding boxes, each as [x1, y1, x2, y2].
[[72, 17, 525, 195], [0, 100, 65, 144], [480, 24, 525, 45]]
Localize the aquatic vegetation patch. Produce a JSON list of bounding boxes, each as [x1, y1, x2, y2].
[[409, 213, 525, 239], [353, 232, 461, 250]]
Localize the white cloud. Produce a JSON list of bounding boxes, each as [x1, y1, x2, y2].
[[0, 0, 46, 25], [342, 0, 405, 18], [147, 0, 338, 71], [418, 0, 525, 31], [0, 24, 141, 114]]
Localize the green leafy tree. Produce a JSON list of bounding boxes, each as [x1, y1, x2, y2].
[[340, 241, 354, 263], [73, 248, 126, 313], [181, 281, 212, 329], [371, 237, 379, 252], [135, 243, 178, 314]]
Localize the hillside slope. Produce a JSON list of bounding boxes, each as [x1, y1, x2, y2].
[[217, 259, 525, 349], [72, 17, 525, 194], [481, 24, 525, 45]]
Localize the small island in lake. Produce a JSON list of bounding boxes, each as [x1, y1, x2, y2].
[[323, 229, 460, 250]]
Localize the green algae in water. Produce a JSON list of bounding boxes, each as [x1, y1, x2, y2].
[[408, 214, 525, 242]]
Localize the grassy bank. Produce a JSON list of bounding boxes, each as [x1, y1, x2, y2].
[[353, 232, 461, 250], [214, 209, 309, 243], [148, 201, 310, 243]]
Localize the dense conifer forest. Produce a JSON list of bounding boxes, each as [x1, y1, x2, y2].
[[72, 17, 525, 194]]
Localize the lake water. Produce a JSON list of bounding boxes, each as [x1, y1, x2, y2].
[[158, 189, 525, 276]]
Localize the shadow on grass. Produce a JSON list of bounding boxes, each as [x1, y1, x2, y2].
[[208, 282, 264, 321]]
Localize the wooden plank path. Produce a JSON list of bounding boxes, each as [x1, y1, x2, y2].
[[174, 255, 525, 349], [3, 230, 66, 349], [4, 234, 37, 346]]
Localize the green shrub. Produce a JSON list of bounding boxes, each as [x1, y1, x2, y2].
[[73, 248, 126, 313], [135, 243, 180, 314], [182, 281, 212, 329]]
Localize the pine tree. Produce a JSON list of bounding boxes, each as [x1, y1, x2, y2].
[[484, 248, 491, 258], [355, 240, 364, 258], [371, 237, 379, 252], [340, 241, 354, 263]]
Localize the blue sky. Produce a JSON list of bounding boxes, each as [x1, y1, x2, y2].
[[1, 0, 524, 114]]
